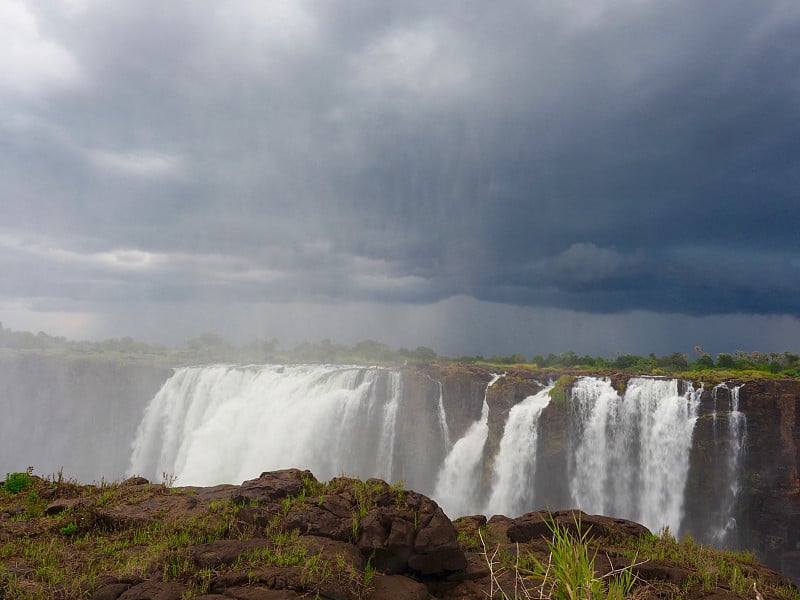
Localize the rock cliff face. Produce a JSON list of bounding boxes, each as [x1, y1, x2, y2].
[[429, 367, 800, 583], [734, 380, 800, 582]]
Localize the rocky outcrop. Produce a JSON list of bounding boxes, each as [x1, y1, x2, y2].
[[235, 470, 466, 576], [2, 469, 796, 600]]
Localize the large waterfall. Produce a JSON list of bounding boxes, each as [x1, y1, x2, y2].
[[485, 386, 552, 518], [128, 365, 740, 540], [709, 382, 747, 545], [568, 377, 701, 534], [432, 373, 503, 517], [129, 365, 425, 488]]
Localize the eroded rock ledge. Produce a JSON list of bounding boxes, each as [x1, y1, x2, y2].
[[0, 469, 796, 599]]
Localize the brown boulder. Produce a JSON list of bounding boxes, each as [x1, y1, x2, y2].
[[506, 510, 650, 543], [116, 581, 187, 600], [357, 507, 416, 573], [232, 469, 316, 506], [408, 507, 467, 574], [370, 574, 431, 600]]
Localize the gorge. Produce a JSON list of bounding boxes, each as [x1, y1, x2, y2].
[[1, 354, 798, 582]]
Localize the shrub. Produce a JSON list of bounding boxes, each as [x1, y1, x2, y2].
[[3, 470, 33, 494]]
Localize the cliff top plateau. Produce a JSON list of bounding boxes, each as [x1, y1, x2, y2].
[[1, 468, 797, 600]]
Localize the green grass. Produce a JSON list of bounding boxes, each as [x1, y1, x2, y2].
[[615, 528, 800, 600]]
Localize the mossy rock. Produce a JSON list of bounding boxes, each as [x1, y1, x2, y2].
[[548, 375, 576, 405]]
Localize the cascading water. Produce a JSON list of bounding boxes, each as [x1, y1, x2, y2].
[[128, 366, 746, 543], [129, 365, 416, 487], [425, 373, 451, 451], [569, 377, 701, 534], [485, 386, 552, 517], [375, 373, 402, 484], [710, 383, 747, 545], [433, 373, 503, 517]]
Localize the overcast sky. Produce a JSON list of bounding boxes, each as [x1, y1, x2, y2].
[[1, 0, 799, 357]]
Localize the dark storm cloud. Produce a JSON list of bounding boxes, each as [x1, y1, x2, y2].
[[2, 0, 800, 348]]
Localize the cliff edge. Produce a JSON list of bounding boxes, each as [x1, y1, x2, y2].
[[1, 468, 797, 599]]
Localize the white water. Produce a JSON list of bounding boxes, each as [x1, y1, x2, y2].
[[711, 383, 747, 544], [129, 365, 409, 486], [426, 373, 451, 451], [569, 377, 701, 533], [433, 373, 503, 517], [128, 365, 744, 540], [485, 386, 552, 517], [375, 372, 402, 484]]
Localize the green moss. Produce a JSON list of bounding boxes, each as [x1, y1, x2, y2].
[[549, 375, 576, 405]]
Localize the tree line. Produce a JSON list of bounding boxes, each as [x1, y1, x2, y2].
[[1, 322, 798, 375]]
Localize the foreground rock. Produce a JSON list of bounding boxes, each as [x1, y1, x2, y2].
[[0, 469, 797, 599]]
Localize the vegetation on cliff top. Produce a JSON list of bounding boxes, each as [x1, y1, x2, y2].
[[2, 322, 799, 379]]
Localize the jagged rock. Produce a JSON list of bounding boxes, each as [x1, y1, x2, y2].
[[283, 503, 353, 541], [409, 506, 466, 573], [232, 469, 316, 506], [505, 509, 650, 543], [357, 507, 416, 573]]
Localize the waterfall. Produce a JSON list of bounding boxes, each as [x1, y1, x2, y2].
[[485, 386, 552, 517], [375, 371, 402, 484], [425, 373, 451, 452], [433, 373, 503, 517], [129, 366, 742, 541], [129, 365, 419, 487], [568, 377, 701, 534], [710, 383, 747, 545]]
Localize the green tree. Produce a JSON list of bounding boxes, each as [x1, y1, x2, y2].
[[412, 346, 437, 362], [716, 353, 735, 369], [695, 354, 714, 369]]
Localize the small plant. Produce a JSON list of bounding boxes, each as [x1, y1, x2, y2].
[[480, 514, 639, 600], [25, 491, 46, 518], [363, 554, 376, 588], [59, 523, 78, 537], [4, 468, 34, 494], [390, 480, 406, 507]]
